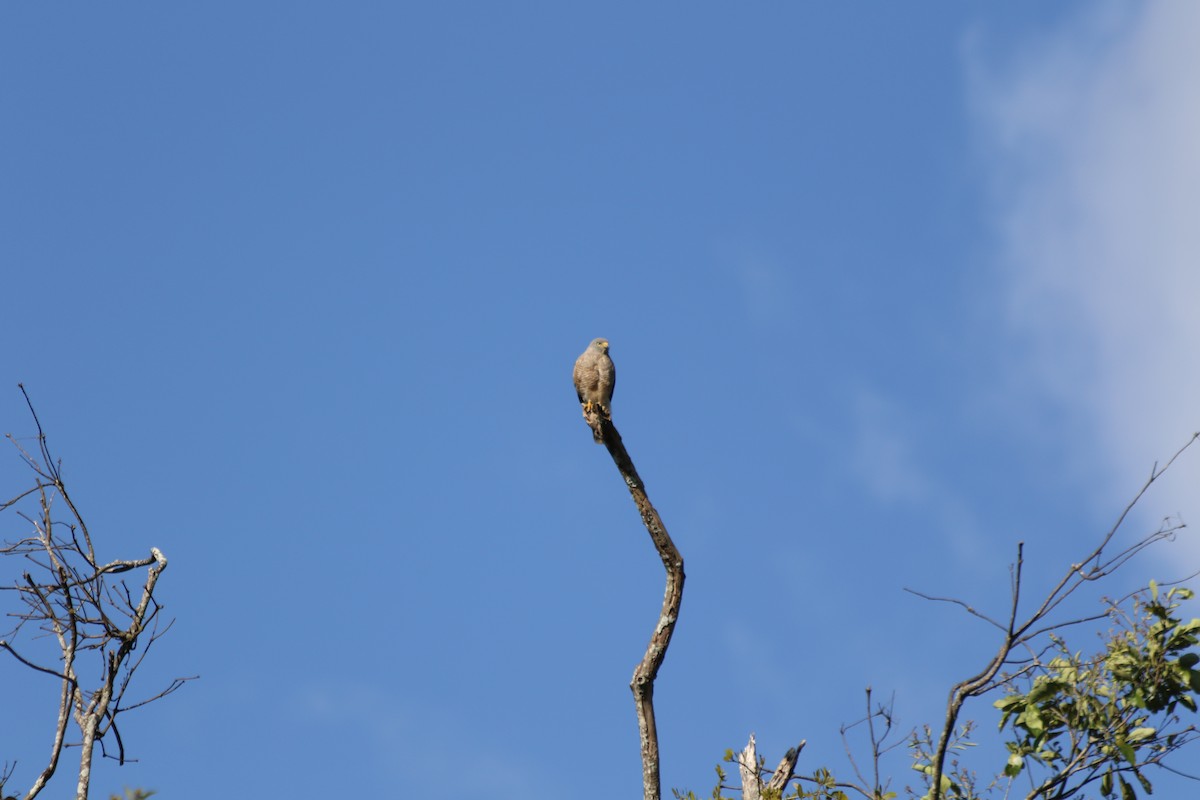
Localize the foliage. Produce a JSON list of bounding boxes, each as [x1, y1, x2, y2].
[[994, 583, 1200, 800], [680, 583, 1199, 800], [910, 722, 981, 800]]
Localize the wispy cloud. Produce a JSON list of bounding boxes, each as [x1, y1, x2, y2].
[[728, 248, 797, 329], [293, 681, 548, 798], [848, 391, 984, 561], [967, 4, 1200, 559]]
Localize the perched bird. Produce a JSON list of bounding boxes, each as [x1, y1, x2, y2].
[[573, 337, 616, 443]]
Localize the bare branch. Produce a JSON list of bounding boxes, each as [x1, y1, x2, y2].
[[1013, 435, 1197, 645], [588, 416, 685, 800], [902, 588, 1008, 632], [765, 742, 803, 796], [737, 734, 761, 800], [3, 387, 189, 799], [0, 640, 69, 679]]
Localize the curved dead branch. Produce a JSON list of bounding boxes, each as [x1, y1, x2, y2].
[[594, 417, 685, 800]]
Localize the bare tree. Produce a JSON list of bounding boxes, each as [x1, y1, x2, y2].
[[582, 406, 685, 800], [1, 386, 193, 800]]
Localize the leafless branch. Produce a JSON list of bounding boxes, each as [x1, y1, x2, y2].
[[901, 589, 1008, 632], [765, 743, 803, 796], [737, 734, 762, 800], [587, 415, 685, 800], [2, 386, 191, 799], [833, 688, 904, 800]]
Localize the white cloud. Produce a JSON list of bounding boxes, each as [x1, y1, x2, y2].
[[968, 3, 1200, 562]]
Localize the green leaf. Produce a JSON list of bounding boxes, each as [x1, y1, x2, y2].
[[1135, 770, 1152, 794], [1036, 748, 1061, 763], [1101, 769, 1113, 797], [1004, 753, 1024, 778], [994, 695, 1022, 711], [1117, 740, 1137, 766], [1119, 775, 1136, 800], [1127, 727, 1156, 742], [1027, 680, 1059, 704], [1020, 709, 1045, 737]]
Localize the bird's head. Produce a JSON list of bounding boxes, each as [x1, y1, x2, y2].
[[592, 337, 609, 352]]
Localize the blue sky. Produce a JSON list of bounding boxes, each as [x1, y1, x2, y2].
[[3, 3, 1199, 798]]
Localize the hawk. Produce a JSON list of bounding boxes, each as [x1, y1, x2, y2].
[[573, 337, 615, 443]]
